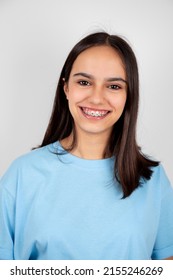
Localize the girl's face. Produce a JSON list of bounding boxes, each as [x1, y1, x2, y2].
[[64, 45, 127, 139]]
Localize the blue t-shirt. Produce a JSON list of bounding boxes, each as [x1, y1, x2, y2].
[[0, 142, 173, 260]]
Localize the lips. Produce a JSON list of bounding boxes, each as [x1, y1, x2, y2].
[[80, 107, 110, 118]]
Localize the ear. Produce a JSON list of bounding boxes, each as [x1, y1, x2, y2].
[[63, 78, 69, 100]]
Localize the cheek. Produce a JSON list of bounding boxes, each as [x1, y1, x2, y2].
[[67, 89, 84, 113], [110, 95, 127, 111], [68, 88, 87, 104]]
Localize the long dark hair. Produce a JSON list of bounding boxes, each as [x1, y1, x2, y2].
[[38, 32, 159, 197]]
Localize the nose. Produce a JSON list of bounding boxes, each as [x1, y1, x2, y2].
[[88, 85, 105, 105]]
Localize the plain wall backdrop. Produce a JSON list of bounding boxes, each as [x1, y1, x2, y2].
[[0, 0, 172, 184]]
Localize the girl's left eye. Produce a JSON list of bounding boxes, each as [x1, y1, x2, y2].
[[108, 84, 121, 90]]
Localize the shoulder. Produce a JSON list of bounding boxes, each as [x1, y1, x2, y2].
[[133, 164, 173, 202], [6, 143, 56, 170], [150, 164, 172, 188], [0, 143, 57, 193], [131, 164, 173, 220], [144, 164, 173, 199]]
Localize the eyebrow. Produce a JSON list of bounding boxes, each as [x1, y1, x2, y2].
[[73, 72, 127, 84]]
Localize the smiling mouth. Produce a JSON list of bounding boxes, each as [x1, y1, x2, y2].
[[80, 107, 110, 118]]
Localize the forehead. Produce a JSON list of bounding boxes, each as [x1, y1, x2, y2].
[[70, 45, 126, 77]]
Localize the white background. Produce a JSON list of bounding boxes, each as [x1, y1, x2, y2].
[[0, 0, 172, 183]]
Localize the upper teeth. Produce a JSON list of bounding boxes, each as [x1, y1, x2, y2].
[[82, 108, 108, 117]]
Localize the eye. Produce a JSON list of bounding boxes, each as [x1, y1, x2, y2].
[[78, 80, 91, 86], [108, 84, 122, 90]]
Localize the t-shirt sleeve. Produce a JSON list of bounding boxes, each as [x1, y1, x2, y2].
[[152, 166, 173, 260], [0, 162, 17, 260]]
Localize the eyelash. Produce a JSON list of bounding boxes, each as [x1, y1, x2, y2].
[[77, 80, 122, 90]]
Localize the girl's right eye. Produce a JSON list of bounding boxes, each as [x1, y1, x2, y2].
[[78, 80, 90, 86]]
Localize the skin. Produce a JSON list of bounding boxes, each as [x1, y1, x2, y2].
[[63, 45, 127, 159]]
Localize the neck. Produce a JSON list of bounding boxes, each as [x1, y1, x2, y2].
[[61, 131, 111, 160]]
